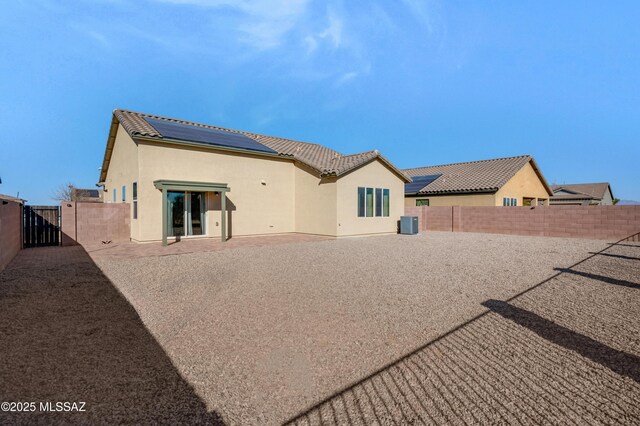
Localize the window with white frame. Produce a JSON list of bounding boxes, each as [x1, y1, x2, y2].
[[358, 187, 390, 217], [122, 185, 126, 203], [503, 197, 518, 206]]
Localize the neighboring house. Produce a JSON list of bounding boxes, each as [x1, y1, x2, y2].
[[98, 109, 410, 244], [72, 188, 103, 203], [403, 155, 553, 207], [549, 183, 614, 206]]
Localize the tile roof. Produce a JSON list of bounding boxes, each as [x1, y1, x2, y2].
[[403, 155, 551, 195], [550, 183, 611, 201], [106, 110, 409, 182]]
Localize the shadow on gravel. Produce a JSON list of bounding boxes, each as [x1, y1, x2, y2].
[[284, 234, 640, 425], [554, 267, 640, 289], [482, 299, 640, 383], [0, 246, 225, 425], [589, 251, 640, 261]]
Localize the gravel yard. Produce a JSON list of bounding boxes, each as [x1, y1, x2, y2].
[[1, 231, 639, 424]]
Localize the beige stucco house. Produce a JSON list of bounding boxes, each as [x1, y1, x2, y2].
[[98, 110, 410, 244], [403, 155, 552, 207]]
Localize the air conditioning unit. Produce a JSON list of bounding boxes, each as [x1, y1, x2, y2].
[[400, 216, 419, 235]]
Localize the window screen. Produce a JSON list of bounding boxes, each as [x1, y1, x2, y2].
[[357, 187, 365, 217], [383, 189, 390, 216]]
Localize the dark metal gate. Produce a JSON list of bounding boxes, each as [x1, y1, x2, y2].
[[23, 205, 61, 247]]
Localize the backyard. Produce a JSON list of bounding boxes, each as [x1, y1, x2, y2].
[[0, 232, 639, 425]]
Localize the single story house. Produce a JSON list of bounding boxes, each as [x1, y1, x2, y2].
[[403, 155, 553, 207], [549, 183, 614, 206], [98, 110, 410, 244]]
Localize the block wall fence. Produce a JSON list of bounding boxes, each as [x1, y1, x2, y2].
[[405, 205, 640, 241], [62, 202, 130, 246], [0, 200, 23, 271]]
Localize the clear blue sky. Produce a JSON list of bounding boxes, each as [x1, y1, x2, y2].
[[1, 0, 639, 204]]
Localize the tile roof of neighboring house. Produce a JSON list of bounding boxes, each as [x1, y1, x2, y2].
[[72, 188, 103, 203], [550, 183, 612, 201], [0, 194, 25, 204], [99, 110, 410, 183], [403, 155, 552, 195]]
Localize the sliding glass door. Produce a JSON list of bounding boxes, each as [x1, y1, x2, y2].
[[167, 191, 206, 237]]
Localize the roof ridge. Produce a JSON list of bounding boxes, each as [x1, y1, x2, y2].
[[403, 155, 531, 171]]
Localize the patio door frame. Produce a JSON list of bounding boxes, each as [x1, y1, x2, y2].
[[167, 191, 207, 238], [154, 180, 230, 246]]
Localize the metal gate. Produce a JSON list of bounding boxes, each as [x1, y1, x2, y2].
[[23, 205, 61, 247]]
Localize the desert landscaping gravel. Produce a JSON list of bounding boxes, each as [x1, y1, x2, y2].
[[1, 231, 639, 425]]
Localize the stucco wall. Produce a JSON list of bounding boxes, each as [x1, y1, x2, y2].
[[601, 188, 614, 205], [404, 193, 496, 207], [103, 124, 140, 239], [294, 164, 338, 236], [136, 141, 296, 241], [495, 162, 551, 206], [336, 160, 406, 236], [0, 200, 22, 271]]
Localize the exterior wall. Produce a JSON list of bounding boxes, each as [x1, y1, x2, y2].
[[0, 200, 22, 271], [294, 165, 338, 236], [137, 141, 296, 241], [404, 193, 496, 207], [405, 205, 640, 241], [601, 188, 614, 206], [103, 124, 140, 240], [495, 162, 551, 206], [61, 202, 130, 246], [336, 160, 406, 236]]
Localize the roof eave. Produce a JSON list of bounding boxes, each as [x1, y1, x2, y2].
[[527, 157, 553, 196], [98, 114, 120, 184], [319, 154, 411, 183]]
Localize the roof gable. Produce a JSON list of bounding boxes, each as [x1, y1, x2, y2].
[[550, 183, 611, 200], [403, 155, 552, 195], [100, 110, 410, 183]]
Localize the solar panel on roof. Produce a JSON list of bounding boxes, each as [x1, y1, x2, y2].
[[405, 174, 442, 194], [144, 117, 277, 154]]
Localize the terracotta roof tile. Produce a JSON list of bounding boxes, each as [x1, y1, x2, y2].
[[550, 183, 611, 200], [112, 109, 409, 181], [403, 155, 540, 194]]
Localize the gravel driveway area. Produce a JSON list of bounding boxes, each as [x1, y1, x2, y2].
[[1, 231, 639, 424]]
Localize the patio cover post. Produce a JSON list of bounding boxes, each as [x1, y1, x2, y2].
[[220, 192, 226, 242], [161, 188, 168, 246]]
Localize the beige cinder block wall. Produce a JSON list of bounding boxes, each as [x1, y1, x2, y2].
[[103, 124, 140, 240], [0, 200, 22, 271], [136, 141, 296, 242], [336, 160, 405, 236], [496, 162, 550, 206], [294, 165, 338, 236]]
